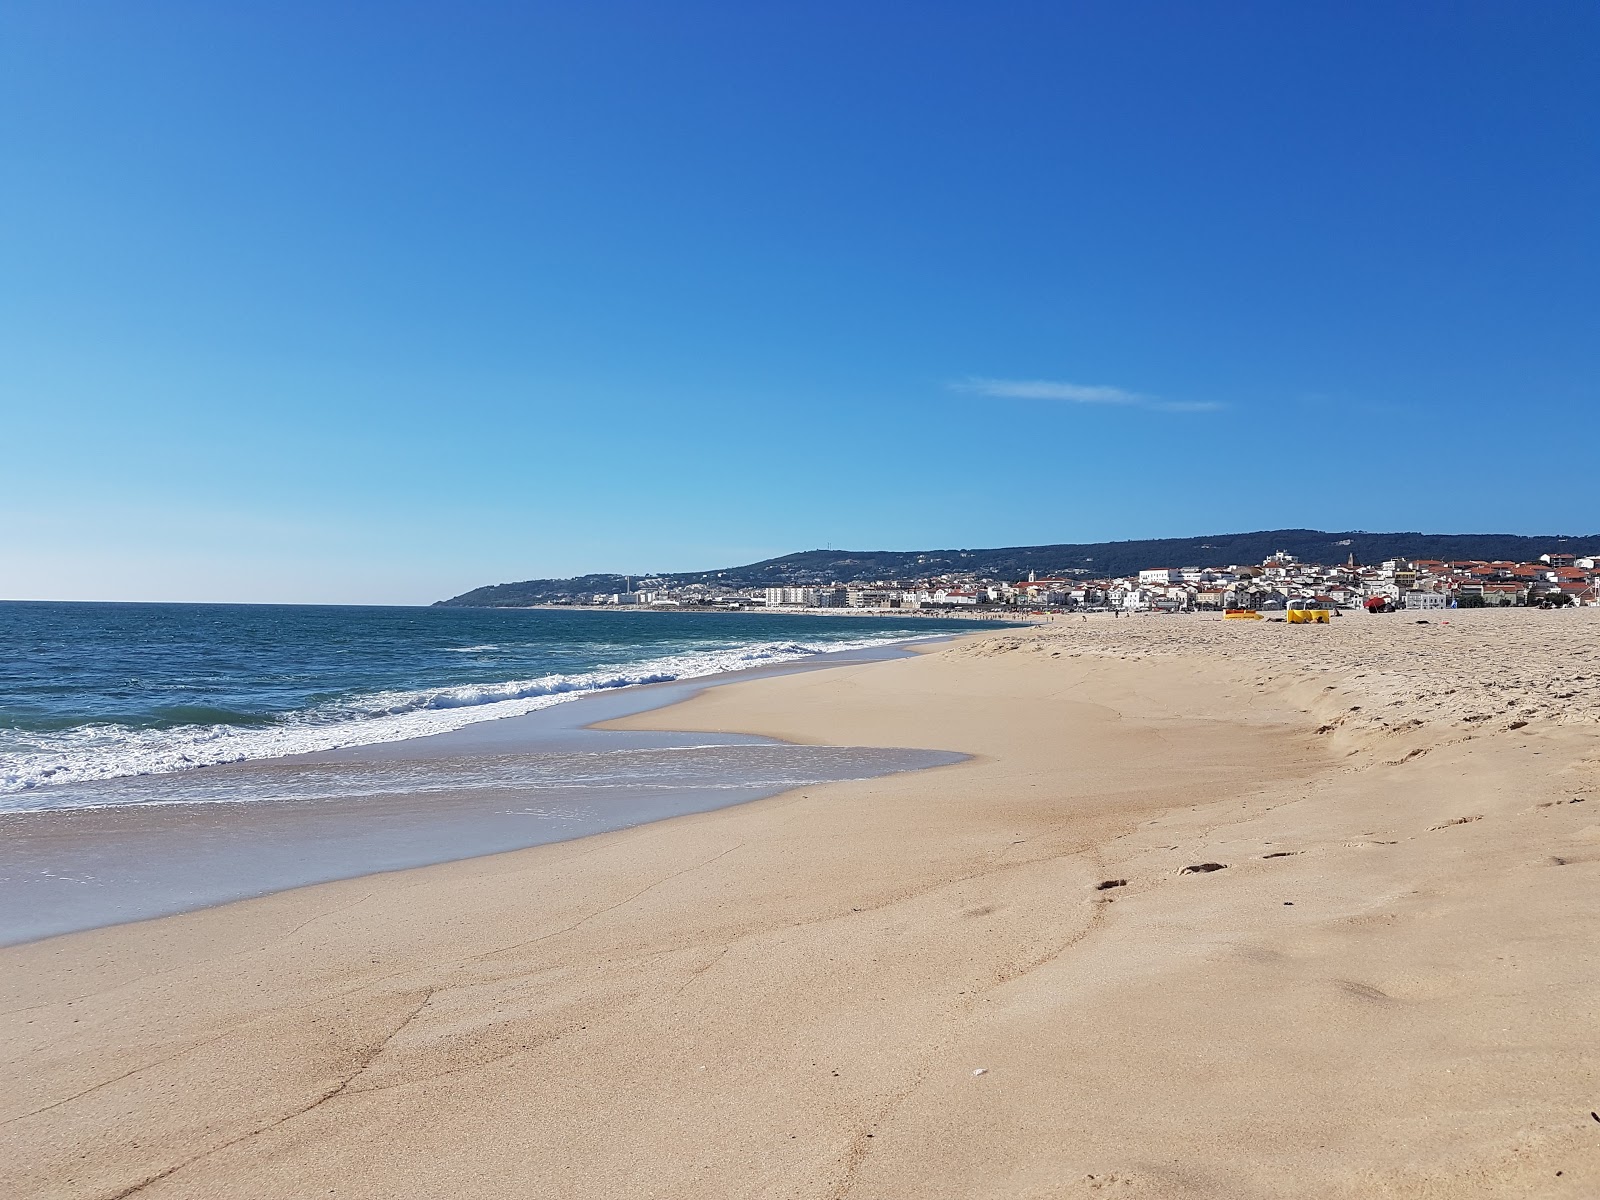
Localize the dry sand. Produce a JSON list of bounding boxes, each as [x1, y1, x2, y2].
[[4, 608, 1598, 1198]]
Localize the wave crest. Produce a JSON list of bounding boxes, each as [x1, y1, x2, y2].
[[0, 635, 919, 798]]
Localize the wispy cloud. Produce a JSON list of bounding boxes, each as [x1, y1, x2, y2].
[[953, 377, 1223, 414]]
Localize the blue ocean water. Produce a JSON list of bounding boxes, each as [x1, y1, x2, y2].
[[0, 602, 1002, 806]]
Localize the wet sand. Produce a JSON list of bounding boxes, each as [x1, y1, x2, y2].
[[4, 610, 1598, 1197]]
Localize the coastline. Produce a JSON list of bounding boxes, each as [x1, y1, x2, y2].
[[449, 602, 1038, 622], [0, 638, 965, 945], [5, 612, 1597, 1197], [2, 605, 1003, 801]]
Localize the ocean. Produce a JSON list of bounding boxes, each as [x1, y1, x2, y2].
[[0, 603, 1004, 939], [0, 602, 1002, 808]]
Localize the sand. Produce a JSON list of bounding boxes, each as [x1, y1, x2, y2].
[[4, 608, 1597, 1198]]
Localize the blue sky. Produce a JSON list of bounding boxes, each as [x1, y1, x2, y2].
[[3, 2, 1596, 603]]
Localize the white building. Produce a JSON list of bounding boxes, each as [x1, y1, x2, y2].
[[1403, 591, 1448, 610], [763, 587, 807, 606]]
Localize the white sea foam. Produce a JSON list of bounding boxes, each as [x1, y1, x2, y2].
[[0, 635, 923, 799]]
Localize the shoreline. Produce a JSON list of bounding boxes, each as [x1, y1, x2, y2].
[[5, 611, 1597, 1197], [3, 609, 1010, 805], [0, 637, 969, 946]]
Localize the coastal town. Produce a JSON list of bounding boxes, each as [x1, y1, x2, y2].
[[589, 550, 1600, 613]]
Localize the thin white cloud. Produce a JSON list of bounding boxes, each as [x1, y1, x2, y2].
[[954, 377, 1223, 414]]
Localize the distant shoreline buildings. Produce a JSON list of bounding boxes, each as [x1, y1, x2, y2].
[[584, 551, 1599, 613]]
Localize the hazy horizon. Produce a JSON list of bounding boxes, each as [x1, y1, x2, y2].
[[7, 524, 1599, 608]]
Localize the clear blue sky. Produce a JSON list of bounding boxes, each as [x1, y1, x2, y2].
[[3, 2, 1596, 603]]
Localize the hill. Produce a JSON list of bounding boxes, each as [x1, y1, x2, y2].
[[435, 529, 1600, 607]]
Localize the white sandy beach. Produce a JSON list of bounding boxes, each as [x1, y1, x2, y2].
[[4, 608, 1597, 1198]]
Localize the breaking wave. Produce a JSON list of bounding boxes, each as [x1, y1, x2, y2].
[[0, 635, 919, 798]]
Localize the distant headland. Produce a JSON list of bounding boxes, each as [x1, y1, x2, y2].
[[435, 529, 1600, 610]]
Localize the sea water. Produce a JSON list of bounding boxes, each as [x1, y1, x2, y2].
[[0, 604, 1003, 939], [0, 602, 1002, 806]]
